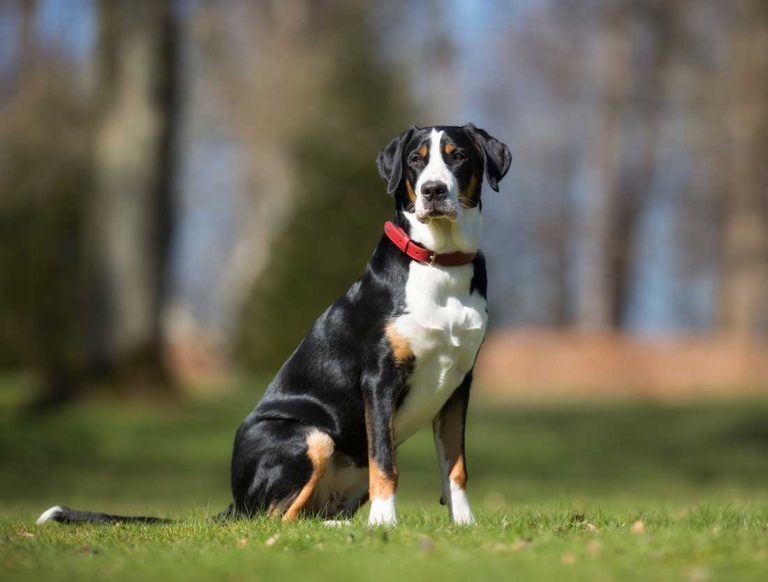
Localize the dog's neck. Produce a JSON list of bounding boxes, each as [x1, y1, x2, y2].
[[399, 208, 482, 255]]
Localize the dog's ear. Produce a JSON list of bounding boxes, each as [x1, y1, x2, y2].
[[376, 126, 416, 195], [464, 123, 512, 192]]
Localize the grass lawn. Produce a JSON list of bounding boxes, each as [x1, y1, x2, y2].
[[2, 376, 768, 580]]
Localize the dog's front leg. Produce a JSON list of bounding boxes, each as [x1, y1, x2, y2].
[[433, 373, 475, 525], [363, 376, 398, 527]]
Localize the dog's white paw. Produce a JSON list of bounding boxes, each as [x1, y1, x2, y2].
[[451, 507, 476, 526], [368, 496, 397, 527], [449, 487, 476, 526], [36, 505, 64, 525]]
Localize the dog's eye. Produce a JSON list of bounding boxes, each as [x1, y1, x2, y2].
[[451, 151, 467, 163], [408, 154, 423, 167]]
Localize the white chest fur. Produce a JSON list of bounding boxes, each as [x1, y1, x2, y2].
[[392, 261, 488, 444]]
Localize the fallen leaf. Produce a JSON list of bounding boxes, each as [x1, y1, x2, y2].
[[631, 520, 646, 534], [18, 532, 34, 539], [265, 534, 280, 547], [236, 538, 249, 548], [561, 551, 576, 565], [686, 566, 710, 581], [511, 538, 532, 551], [584, 522, 598, 533], [418, 536, 435, 552], [587, 540, 602, 557]]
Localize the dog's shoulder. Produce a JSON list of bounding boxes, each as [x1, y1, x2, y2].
[[247, 237, 409, 407]]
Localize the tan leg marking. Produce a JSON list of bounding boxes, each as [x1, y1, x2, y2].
[[364, 405, 398, 500], [436, 403, 467, 490], [282, 430, 334, 522], [368, 458, 398, 499], [385, 322, 413, 365], [449, 453, 467, 489]]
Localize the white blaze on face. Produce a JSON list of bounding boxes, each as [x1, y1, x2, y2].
[[413, 129, 460, 220], [404, 127, 483, 253]]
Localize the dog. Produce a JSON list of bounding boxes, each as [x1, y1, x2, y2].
[[37, 124, 511, 527]]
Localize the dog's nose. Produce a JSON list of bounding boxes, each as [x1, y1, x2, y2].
[[421, 181, 448, 202]]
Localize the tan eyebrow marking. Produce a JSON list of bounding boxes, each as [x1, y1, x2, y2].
[[444, 143, 456, 155], [418, 145, 428, 158]]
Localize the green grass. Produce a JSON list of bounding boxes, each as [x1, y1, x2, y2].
[[2, 377, 768, 580]]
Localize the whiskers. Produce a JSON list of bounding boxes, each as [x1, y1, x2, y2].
[[458, 196, 480, 209]]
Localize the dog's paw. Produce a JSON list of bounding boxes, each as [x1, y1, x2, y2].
[[368, 496, 397, 527], [451, 508, 476, 526], [449, 487, 476, 526]]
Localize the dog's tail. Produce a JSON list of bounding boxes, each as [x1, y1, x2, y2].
[[36, 503, 238, 525], [36, 505, 173, 525]]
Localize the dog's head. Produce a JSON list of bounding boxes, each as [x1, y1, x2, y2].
[[376, 124, 511, 222]]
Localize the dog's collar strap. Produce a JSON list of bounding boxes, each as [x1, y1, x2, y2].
[[383, 221, 476, 267]]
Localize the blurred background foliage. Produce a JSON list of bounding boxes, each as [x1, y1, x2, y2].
[[0, 37, 91, 379], [235, 3, 410, 370], [0, 0, 766, 405]]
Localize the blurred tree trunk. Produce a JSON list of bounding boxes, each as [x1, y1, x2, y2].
[[193, 0, 321, 340], [576, 4, 630, 329], [83, 0, 179, 391], [577, 1, 678, 330], [719, 0, 768, 337], [609, 1, 678, 326]]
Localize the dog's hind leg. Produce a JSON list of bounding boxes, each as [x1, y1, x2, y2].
[[281, 430, 334, 522], [231, 419, 334, 521]]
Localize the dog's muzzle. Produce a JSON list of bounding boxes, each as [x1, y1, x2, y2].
[[417, 181, 458, 221]]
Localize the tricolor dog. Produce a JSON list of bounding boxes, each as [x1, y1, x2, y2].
[[37, 124, 511, 527]]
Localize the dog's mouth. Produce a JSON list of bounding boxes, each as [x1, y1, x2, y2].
[[415, 202, 459, 223]]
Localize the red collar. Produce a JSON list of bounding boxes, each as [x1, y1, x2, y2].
[[383, 221, 477, 267]]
